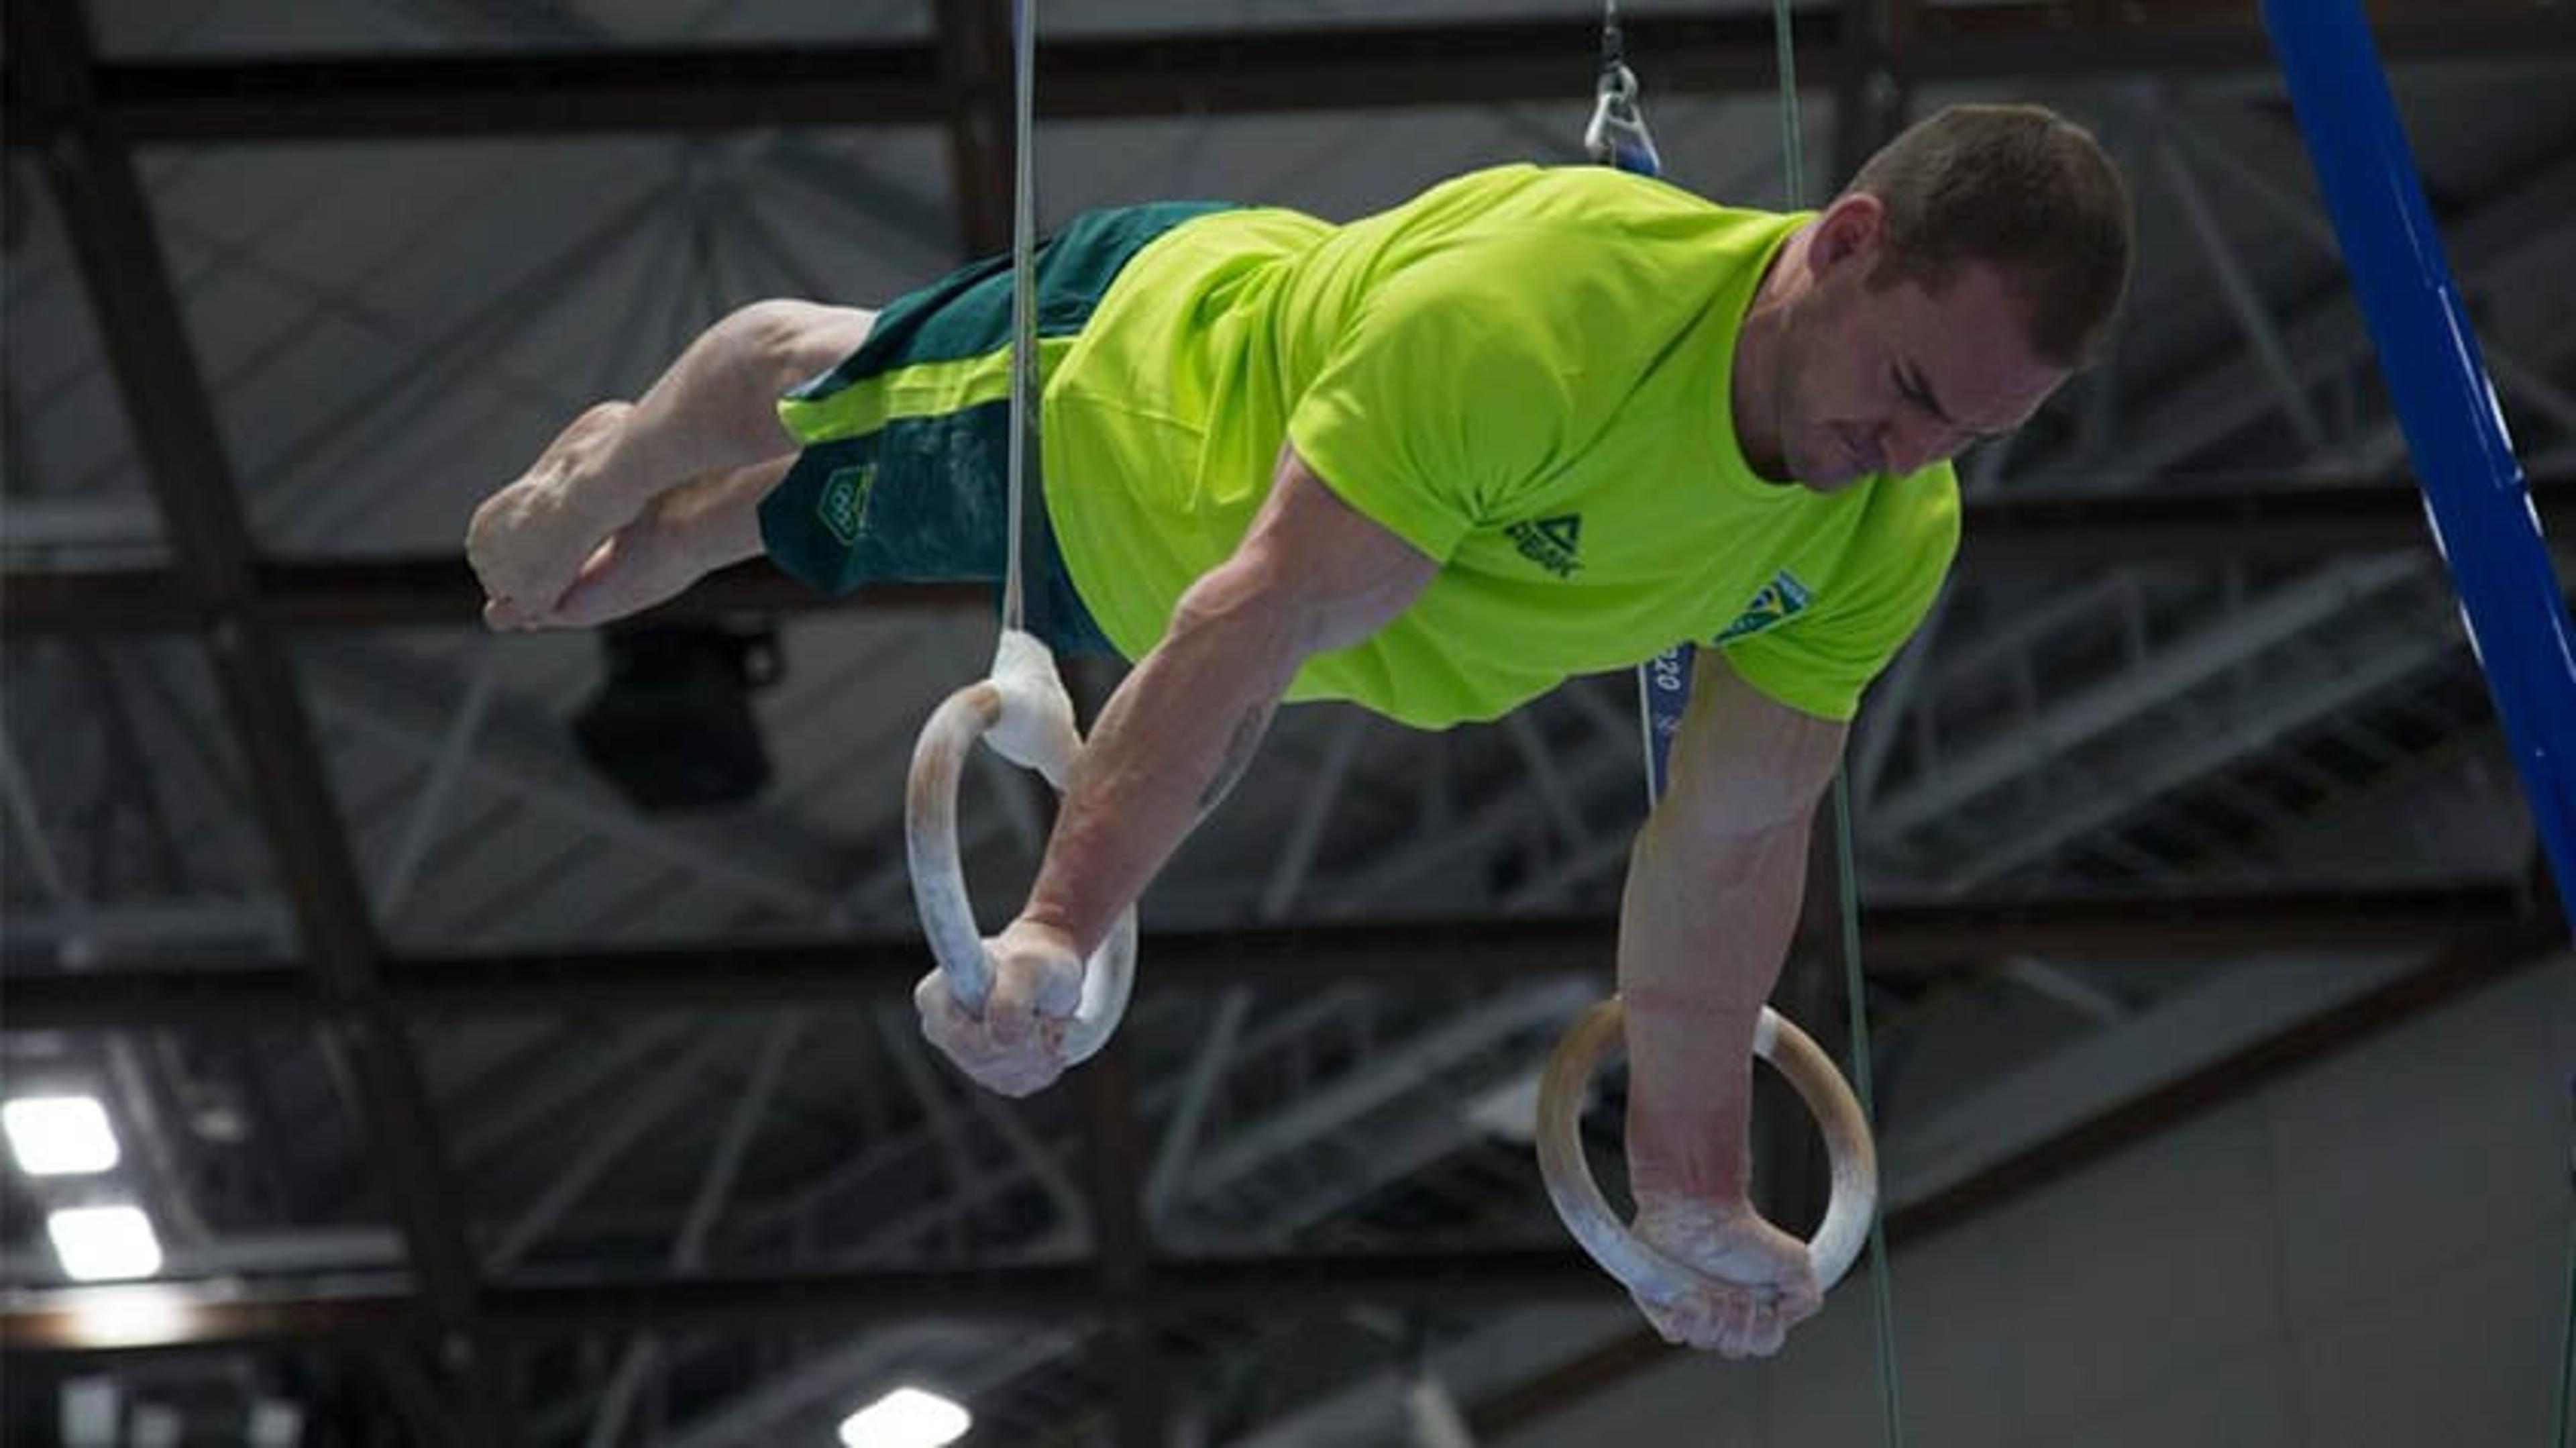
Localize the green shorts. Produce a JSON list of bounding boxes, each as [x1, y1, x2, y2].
[[758, 201, 1236, 658]]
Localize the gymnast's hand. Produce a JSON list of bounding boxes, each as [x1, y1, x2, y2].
[[913, 917, 1086, 1096], [1626, 1190, 1822, 1357]]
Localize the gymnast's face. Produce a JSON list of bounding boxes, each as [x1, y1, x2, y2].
[[1761, 195, 2068, 492]]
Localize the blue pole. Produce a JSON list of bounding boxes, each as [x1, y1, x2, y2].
[[2261, 0, 2576, 924]]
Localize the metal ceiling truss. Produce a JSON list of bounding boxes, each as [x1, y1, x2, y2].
[[9, 918, 2561, 1435], [0, 883, 2530, 1033], [4, 7, 517, 1442], [8, 478, 2566, 635], [5, 5, 2566, 146], [8, 2, 2575, 1443]]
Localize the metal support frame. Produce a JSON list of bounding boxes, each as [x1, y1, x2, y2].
[[7, 480, 2563, 637], [2152, 138, 2328, 450], [1081, 1049, 1168, 1448], [372, 649, 501, 920], [2154, 88, 2576, 460], [485, 1030, 739, 1273], [1466, 911, 2567, 1436], [582, 1011, 802, 1448], [2264, 0, 2576, 914], [870, 1010, 999, 1255], [1931, 604, 2467, 891], [301, 648, 845, 921], [932, 0, 1015, 256], [0, 884, 2529, 1033], [7, 5, 2572, 1437], [1258, 709, 1371, 919], [1145, 988, 1252, 1227], [1870, 556, 2424, 839], [11, 914, 2556, 1359], [3, 9, 2563, 148], [3, 7, 514, 1441], [2053, 144, 2576, 491], [1829, 0, 1911, 196]]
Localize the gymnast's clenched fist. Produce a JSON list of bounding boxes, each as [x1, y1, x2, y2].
[[1627, 1192, 1822, 1357], [913, 917, 1087, 1097]]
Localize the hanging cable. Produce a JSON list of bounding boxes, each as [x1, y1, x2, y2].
[[904, 0, 1138, 1062], [1587, 4, 1688, 807], [1003, 0, 1040, 632], [1835, 772, 1907, 1445], [1536, 0, 1888, 1386], [1766, 3, 1907, 1440]]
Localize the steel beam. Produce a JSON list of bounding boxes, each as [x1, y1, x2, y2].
[[0, 20, 1776, 145], [1958, 477, 2576, 569], [931, 0, 1013, 256], [1929, 613, 2465, 891], [0, 1251, 1595, 1356], [12, 915, 2557, 1359], [372, 650, 501, 919], [1080, 1048, 1167, 1448], [4, 7, 512, 1440], [4, 10, 2563, 147], [0, 558, 983, 634], [1830, 0, 1910, 189], [582, 1159, 798, 1445], [485, 1031, 738, 1273], [1898, 1, 2566, 80], [1870, 556, 2425, 838], [302, 647, 845, 920], [0, 884, 2530, 1031], [8, 482, 2562, 637], [2154, 138, 2328, 450]]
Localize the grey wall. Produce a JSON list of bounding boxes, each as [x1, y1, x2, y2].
[[1495, 954, 2574, 1448]]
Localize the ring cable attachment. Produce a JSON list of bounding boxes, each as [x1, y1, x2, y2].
[[904, 0, 1138, 1065]]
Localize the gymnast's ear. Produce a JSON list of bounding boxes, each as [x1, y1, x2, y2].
[[1807, 192, 1886, 280]]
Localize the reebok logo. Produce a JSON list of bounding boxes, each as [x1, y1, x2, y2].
[[817, 464, 873, 547], [1507, 514, 1584, 578]]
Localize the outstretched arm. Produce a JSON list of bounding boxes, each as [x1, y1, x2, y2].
[[1615, 647, 1845, 1355], [918, 444, 1437, 1093]]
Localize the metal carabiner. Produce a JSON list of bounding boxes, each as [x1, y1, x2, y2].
[[1584, 60, 1662, 178]]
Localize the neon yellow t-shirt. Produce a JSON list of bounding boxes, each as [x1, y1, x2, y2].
[[1042, 164, 1959, 727]]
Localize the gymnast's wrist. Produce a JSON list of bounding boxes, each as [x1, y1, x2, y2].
[[1002, 910, 1091, 963], [1625, 1090, 1754, 1206], [1631, 1154, 1754, 1214], [1630, 1182, 1758, 1225]]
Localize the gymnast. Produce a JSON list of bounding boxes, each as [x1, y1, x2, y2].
[[466, 101, 2132, 1358]]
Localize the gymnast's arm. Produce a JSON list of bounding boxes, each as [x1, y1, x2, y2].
[[1617, 648, 1844, 1212], [1016, 443, 1436, 958]]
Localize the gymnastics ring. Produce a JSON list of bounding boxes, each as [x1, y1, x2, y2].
[[1536, 997, 1878, 1302], [906, 628, 1137, 1065]]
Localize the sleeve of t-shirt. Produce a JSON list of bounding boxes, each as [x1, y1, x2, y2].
[[1284, 238, 1585, 562], [1719, 465, 1962, 722]]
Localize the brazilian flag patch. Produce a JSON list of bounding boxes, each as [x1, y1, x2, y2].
[[1715, 569, 1813, 642]]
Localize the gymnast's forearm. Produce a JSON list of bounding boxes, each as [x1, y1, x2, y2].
[[1615, 807, 1811, 1206], [1015, 565, 1307, 958]]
